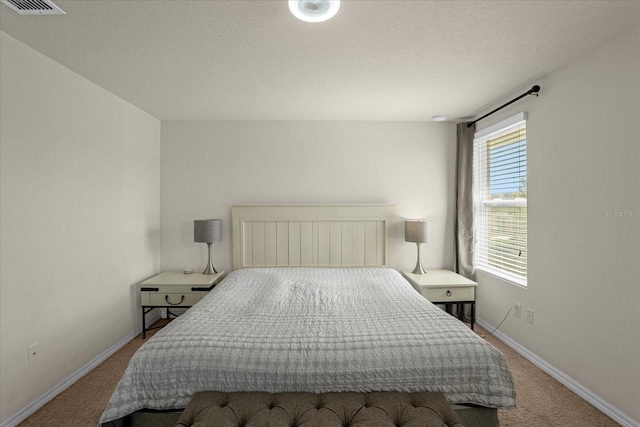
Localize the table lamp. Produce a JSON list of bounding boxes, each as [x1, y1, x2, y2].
[[405, 220, 432, 274], [194, 219, 222, 275]]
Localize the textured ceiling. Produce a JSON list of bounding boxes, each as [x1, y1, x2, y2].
[[1, 0, 639, 121]]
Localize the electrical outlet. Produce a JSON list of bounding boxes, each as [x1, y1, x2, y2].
[[514, 302, 521, 318], [526, 309, 534, 325], [28, 343, 39, 365]]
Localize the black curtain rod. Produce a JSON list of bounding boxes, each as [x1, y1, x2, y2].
[[466, 85, 541, 128]]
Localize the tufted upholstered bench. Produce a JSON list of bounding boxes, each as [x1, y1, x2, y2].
[[176, 391, 465, 427]]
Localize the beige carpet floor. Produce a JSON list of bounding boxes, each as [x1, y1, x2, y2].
[[17, 320, 619, 427], [479, 328, 619, 427]]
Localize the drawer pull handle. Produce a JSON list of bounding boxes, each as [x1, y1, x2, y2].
[[446, 290, 452, 297], [165, 295, 185, 305], [191, 286, 214, 292], [141, 287, 159, 292]]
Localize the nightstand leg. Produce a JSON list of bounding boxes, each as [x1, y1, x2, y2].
[[470, 302, 475, 330], [142, 309, 146, 339], [141, 307, 154, 339]]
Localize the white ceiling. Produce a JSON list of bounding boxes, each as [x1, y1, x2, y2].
[[1, 0, 639, 122]]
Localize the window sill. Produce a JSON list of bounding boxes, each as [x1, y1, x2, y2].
[[476, 266, 527, 288]]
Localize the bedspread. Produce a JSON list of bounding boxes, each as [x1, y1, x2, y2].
[[99, 268, 515, 424]]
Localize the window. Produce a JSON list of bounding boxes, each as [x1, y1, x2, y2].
[[473, 112, 527, 286]]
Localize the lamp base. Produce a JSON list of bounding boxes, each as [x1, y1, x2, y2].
[[202, 264, 218, 275], [411, 264, 427, 275], [202, 242, 218, 275], [411, 242, 427, 274]]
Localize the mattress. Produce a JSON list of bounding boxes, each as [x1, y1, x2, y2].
[[99, 267, 515, 424]]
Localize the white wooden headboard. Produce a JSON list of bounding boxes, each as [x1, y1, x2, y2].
[[232, 204, 395, 270]]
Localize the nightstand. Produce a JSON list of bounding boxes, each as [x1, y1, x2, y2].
[[139, 270, 225, 338], [402, 270, 478, 330]]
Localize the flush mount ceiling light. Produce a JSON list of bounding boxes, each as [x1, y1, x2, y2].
[[289, 0, 340, 23]]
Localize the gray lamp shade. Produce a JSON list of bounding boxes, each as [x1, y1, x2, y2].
[[405, 220, 432, 243], [194, 219, 222, 243]]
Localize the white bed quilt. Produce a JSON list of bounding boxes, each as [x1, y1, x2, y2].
[[100, 268, 515, 424]]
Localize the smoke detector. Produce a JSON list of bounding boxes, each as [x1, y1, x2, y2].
[[1, 0, 65, 15], [289, 0, 340, 23]]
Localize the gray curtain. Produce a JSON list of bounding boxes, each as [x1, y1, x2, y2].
[[454, 122, 475, 280]]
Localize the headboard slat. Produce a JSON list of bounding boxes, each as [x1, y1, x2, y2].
[[232, 205, 395, 270]]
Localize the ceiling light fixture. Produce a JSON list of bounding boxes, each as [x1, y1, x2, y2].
[[289, 0, 340, 23], [432, 115, 446, 122]]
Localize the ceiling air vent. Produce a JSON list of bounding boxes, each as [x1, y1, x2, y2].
[[1, 0, 65, 15]]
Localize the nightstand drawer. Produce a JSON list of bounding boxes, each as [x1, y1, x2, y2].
[[424, 286, 474, 302], [140, 284, 213, 294], [143, 292, 206, 307]]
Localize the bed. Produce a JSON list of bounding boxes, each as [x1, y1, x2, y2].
[[99, 204, 515, 426]]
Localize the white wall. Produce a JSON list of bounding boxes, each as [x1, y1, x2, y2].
[[0, 32, 161, 422], [160, 121, 456, 273], [475, 26, 640, 422]]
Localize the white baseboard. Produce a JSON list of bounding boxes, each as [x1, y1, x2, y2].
[[0, 313, 161, 427], [476, 317, 639, 427]]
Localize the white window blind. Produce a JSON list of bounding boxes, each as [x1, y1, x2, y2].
[[473, 112, 527, 286]]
